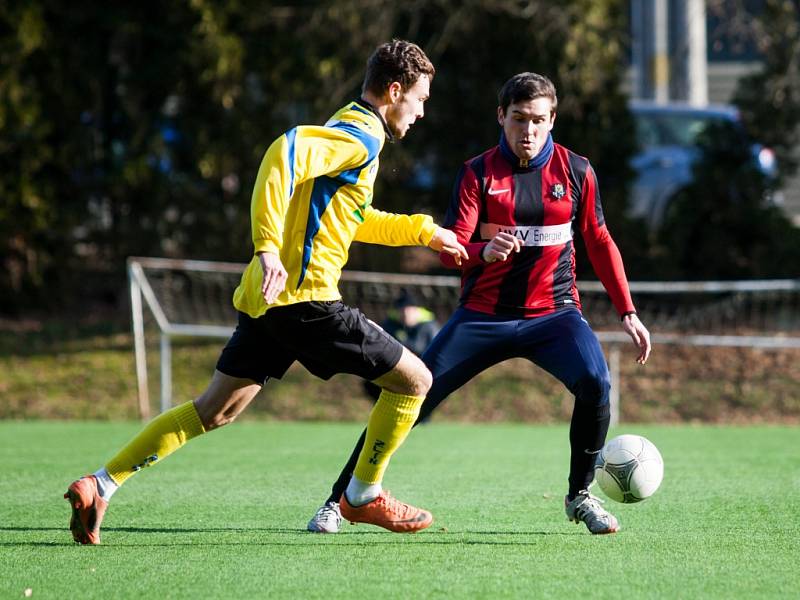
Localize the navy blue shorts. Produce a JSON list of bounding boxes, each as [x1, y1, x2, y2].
[[216, 301, 404, 384], [419, 307, 610, 418]]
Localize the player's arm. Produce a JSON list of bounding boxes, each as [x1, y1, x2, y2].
[[354, 208, 438, 246], [354, 208, 467, 265], [578, 164, 651, 364]]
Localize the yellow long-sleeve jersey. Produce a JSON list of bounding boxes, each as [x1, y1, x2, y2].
[[233, 100, 438, 318]]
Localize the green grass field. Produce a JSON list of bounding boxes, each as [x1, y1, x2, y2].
[[1, 422, 798, 599]]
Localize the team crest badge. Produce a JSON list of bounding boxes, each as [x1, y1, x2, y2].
[[551, 183, 566, 200]]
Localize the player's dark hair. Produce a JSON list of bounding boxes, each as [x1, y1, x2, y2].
[[498, 72, 558, 113], [362, 39, 435, 96]]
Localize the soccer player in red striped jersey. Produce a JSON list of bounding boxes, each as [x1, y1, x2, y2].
[[308, 72, 651, 535]]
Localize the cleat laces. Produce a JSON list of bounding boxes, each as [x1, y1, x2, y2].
[[318, 502, 341, 523], [376, 491, 413, 520], [573, 492, 607, 523]]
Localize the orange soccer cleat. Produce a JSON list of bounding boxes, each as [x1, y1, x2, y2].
[[64, 475, 108, 545], [339, 490, 433, 533]]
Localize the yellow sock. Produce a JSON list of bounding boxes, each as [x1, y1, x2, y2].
[[104, 401, 206, 485], [353, 390, 423, 485]]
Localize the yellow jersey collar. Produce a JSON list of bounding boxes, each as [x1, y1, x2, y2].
[[355, 98, 395, 143]]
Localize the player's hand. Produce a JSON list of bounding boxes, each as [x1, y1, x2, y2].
[[258, 251, 288, 305], [481, 232, 522, 263], [429, 227, 468, 266], [622, 313, 651, 365]]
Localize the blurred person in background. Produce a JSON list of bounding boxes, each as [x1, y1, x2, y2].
[[362, 289, 441, 402], [308, 72, 651, 536], [63, 39, 468, 545]]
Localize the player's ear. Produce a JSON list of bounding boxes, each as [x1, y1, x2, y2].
[[497, 106, 505, 126], [388, 81, 402, 103]]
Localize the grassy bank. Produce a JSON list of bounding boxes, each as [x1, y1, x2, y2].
[[1, 320, 798, 423]]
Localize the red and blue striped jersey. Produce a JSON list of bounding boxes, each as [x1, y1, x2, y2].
[[440, 140, 636, 318]]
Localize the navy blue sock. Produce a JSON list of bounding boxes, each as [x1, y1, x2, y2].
[[568, 403, 611, 499]]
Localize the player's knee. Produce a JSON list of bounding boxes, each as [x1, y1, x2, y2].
[[377, 350, 432, 397], [413, 365, 433, 397], [574, 368, 610, 407], [398, 351, 432, 397], [396, 362, 432, 397]]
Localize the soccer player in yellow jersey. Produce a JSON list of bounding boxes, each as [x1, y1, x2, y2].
[[64, 40, 468, 544]]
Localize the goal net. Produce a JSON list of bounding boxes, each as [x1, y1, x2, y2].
[[128, 256, 800, 421]]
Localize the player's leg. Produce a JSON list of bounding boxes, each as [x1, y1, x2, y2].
[[320, 307, 515, 507], [336, 346, 436, 531], [65, 311, 283, 545], [65, 371, 262, 544], [520, 309, 617, 534], [260, 300, 424, 532], [105, 370, 263, 485], [309, 308, 515, 532]]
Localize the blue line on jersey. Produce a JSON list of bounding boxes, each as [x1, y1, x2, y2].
[[285, 127, 298, 197], [330, 122, 380, 164], [297, 176, 344, 289], [351, 104, 372, 117], [296, 118, 382, 288]]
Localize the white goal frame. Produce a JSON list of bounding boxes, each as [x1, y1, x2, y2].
[[128, 256, 800, 422]]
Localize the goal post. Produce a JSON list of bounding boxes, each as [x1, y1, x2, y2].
[[128, 257, 243, 419], [127, 256, 800, 423]]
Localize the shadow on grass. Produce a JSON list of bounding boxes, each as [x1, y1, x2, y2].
[[0, 525, 582, 547]]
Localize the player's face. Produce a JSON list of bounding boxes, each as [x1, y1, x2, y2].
[[385, 75, 431, 139], [498, 97, 556, 160]]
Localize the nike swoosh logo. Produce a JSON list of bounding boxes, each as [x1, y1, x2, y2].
[[391, 513, 430, 524], [487, 188, 510, 195], [584, 449, 601, 455]]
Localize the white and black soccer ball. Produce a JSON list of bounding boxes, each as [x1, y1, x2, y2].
[[595, 434, 664, 503]]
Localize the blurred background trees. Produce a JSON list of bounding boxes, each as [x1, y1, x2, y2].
[[1, 0, 798, 315]]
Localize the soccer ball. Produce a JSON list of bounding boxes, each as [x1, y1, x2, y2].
[[595, 434, 664, 503]]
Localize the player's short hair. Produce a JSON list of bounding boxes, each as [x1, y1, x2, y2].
[[362, 39, 435, 96], [498, 72, 558, 114]]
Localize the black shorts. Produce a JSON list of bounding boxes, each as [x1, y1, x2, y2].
[[215, 301, 404, 384]]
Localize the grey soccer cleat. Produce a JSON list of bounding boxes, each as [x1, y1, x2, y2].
[[565, 490, 620, 534], [307, 501, 342, 533]]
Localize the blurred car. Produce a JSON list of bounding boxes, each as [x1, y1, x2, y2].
[[628, 101, 778, 229]]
